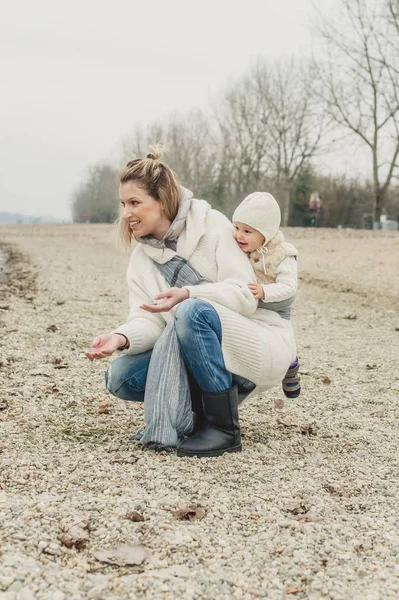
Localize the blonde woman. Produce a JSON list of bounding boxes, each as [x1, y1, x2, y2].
[[86, 148, 296, 457]]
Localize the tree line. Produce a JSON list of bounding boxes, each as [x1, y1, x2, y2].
[[71, 0, 399, 228]]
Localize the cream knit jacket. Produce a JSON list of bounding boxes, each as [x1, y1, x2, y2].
[[114, 199, 295, 393], [249, 231, 298, 304]]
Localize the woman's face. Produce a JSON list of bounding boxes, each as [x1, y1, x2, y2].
[[120, 181, 171, 240]]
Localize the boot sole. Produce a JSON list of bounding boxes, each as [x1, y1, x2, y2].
[[177, 444, 242, 458]]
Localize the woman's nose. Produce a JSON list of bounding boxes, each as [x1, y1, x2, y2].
[[122, 204, 132, 219]]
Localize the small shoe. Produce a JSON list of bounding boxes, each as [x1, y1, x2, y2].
[[282, 357, 301, 399]]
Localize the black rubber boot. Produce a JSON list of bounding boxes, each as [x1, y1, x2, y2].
[[177, 385, 241, 458], [187, 371, 205, 433]]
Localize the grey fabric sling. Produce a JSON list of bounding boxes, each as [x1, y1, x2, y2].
[[135, 257, 212, 450], [259, 295, 296, 320]]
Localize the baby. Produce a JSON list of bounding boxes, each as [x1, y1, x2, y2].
[[232, 192, 300, 398]]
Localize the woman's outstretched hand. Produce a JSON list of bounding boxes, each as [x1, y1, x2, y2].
[[140, 287, 189, 313], [85, 333, 126, 361]]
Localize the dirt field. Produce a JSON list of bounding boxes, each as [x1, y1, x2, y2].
[[0, 224, 398, 600]]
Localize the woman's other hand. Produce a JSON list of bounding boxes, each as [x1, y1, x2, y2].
[[140, 287, 189, 313], [248, 282, 265, 300], [85, 333, 126, 361]]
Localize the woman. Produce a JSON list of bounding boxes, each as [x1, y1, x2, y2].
[[86, 148, 295, 458]]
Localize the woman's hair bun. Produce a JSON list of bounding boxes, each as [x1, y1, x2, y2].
[[146, 145, 163, 162]]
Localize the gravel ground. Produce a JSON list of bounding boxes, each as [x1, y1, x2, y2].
[[0, 224, 398, 600]]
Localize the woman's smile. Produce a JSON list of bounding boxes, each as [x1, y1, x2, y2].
[[129, 219, 141, 230]]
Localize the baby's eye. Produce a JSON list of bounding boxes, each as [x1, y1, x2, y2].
[[120, 201, 125, 206], [244, 230, 251, 234]]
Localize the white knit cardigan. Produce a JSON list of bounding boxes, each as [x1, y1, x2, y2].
[[114, 199, 296, 394]]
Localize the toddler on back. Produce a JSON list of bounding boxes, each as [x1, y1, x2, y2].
[[232, 192, 300, 398]]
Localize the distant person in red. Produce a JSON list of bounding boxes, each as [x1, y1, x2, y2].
[[81, 212, 88, 223], [309, 192, 322, 213], [308, 192, 322, 227]]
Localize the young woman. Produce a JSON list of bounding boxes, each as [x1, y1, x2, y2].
[[86, 148, 295, 457]]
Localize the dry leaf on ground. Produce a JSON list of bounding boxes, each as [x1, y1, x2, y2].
[[293, 511, 322, 523], [29, 367, 52, 377], [47, 357, 69, 369], [274, 398, 285, 409], [300, 423, 317, 436], [121, 510, 145, 522], [150, 565, 191, 579], [276, 418, 297, 428], [286, 503, 308, 516], [59, 525, 89, 550], [94, 543, 148, 566], [285, 585, 302, 594], [172, 505, 206, 521], [98, 400, 109, 414]]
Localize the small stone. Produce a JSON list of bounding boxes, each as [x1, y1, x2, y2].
[[16, 588, 36, 600], [38, 540, 49, 550], [0, 575, 15, 589], [50, 591, 66, 600]]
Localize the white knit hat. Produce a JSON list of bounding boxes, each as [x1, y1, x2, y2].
[[232, 192, 281, 244]]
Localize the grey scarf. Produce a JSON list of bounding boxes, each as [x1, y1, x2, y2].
[[133, 188, 212, 450]]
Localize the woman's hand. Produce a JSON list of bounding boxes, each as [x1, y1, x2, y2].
[[248, 282, 265, 300], [140, 287, 189, 313], [85, 333, 126, 361]]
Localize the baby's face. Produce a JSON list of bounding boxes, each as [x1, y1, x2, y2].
[[233, 222, 265, 253]]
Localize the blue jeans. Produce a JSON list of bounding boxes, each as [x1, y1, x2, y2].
[[105, 299, 255, 402]]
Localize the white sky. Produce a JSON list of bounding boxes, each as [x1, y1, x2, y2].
[[1, 0, 333, 219]]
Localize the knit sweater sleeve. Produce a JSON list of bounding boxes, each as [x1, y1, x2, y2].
[[260, 256, 298, 303], [184, 228, 257, 317], [111, 262, 166, 355]]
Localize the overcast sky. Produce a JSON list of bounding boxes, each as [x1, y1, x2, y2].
[[1, 0, 327, 219]]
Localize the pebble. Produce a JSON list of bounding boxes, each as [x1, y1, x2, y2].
[[16, 588, 36, 600], [50, 591, 66, 600]]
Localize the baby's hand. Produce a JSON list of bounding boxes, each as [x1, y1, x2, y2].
[[248, 283, 265, 300]]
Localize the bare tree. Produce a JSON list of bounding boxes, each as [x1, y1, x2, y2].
[[314, 0, 399, 226], [71, 163, 118, 223], [263, 59, 325, 225], [215, 62, 272, 215], [122, 110, 219, 204], [216, 59, 324, 222]]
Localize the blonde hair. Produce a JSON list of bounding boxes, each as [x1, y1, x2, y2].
[[117, 145, 181, 247]]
